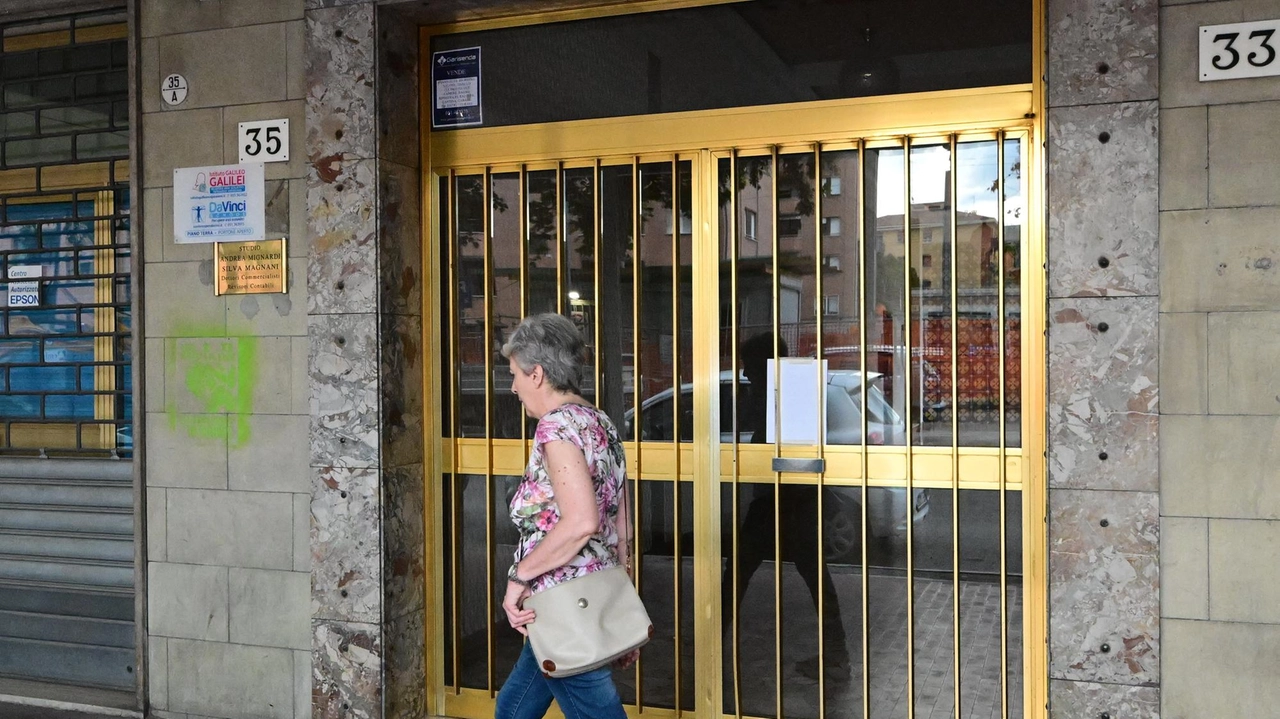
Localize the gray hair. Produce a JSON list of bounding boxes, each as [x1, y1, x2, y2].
[[500, 313, 586, 394]]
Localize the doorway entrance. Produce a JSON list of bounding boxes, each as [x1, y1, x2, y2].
[[423, 50, 1045, 719]]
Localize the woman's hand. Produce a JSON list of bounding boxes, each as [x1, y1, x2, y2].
[[612, 648, 640, 670], [502, 580, 535, 635]]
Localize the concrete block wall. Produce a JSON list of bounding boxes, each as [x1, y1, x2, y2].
[[1158, 0, 1280, 716], [139, 1, 312, 718]]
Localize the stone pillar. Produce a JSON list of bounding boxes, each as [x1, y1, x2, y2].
[[305, 1, 424, 717], [1045, 0, 1160, 716]]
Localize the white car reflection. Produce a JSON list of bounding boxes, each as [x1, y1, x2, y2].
[[623, 370, 930, 563]]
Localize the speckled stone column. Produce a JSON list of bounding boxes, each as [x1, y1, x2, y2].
[[1046, 0, 1160, 716]]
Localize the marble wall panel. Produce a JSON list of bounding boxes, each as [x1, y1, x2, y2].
[[1049, 679, 1159, 719], [1048, 101, 1158, 298], [1049, 489, 1159, 685], [384, 609, 426, 719], [378, 161, 423, 319], [313, 621, 382, 719], [383, 462, 425, 619], [309, 313, 380, 467], [313, 466, 382, 623], [306, 4, 377, 163], [376, 11, 420, 169], [306, 159, 378, 316], [1048, 297, 1158, 491], [381, 313, 424, 469], [1047, 0, 1158, 107]]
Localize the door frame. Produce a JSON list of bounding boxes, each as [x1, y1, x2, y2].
[[419, 5, 1047, 717]]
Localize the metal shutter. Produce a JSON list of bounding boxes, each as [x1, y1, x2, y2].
[[0, 458, 134, 691]]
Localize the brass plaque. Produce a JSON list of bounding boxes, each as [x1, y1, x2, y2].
[[215, 239, 286, 296]]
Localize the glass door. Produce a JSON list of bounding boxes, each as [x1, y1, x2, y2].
[[714, 135, 1027, 719], [436, 155, 703, 717]]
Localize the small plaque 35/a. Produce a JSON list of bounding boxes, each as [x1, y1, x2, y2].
[[215, 239, 286, 295]]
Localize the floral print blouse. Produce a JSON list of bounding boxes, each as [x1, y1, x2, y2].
[[510, 403, 627, 595]]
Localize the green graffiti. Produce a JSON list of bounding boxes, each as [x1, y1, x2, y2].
[[165, 326, 259, 447]]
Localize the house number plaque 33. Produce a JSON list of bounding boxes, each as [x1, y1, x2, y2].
[[1201, 19, 1280, 81]]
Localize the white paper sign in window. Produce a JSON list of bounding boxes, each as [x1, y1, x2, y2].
[[765, 358, 828, 445]]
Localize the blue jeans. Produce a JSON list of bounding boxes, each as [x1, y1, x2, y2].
[[494, 641, 627, 719]]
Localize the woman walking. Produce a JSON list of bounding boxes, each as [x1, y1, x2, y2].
[[496, 313, 635, 719]]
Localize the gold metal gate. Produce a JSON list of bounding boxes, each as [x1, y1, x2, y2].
[[422, 55, 1046, 719]]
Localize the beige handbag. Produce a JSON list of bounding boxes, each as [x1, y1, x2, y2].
[[523, 566, 653, 678]]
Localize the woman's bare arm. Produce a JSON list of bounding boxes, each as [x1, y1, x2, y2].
[[510, 439, 599, 581]]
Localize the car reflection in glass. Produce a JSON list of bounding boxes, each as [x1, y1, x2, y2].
[[624, 370, 930, 564]]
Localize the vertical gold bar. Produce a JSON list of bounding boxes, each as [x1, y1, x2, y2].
[[770, 144, 782, 719], [997, 133, 1010, 719], [670, 155, 682, 715], [556, 161, 564, 314], [903, 137, 916, 719], [630, 155, 645, 711], [948, 134, 962, 718], [593, 159, 602, 404], [447, 169, 462, 695], [692, 148, 723, 719], [482, 168, 496, 695], [520, 165, 529, 450], [729, 149, 742, 719], [813, 143, 827, 718], [92, 190, 116, 450], [856, 140, 871, 719]]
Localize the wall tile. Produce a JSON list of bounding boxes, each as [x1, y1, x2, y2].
[[312, 466, 381, 623], [1158, 312, 1206, 415], [1160, 207, 1280, 312], [143, 263, 225, 337], [384, 610, 425, 719], [168, 489, 295, 569], [168, 637, 295, 719], [305, 4, 376, 163], [225, 277, 308, 338], [1159, 106, 1208, 210], [306, 158, 378, 315], [1161, 0, 1280, 107], [1048, 0, 1158, 107], [141, 108, 224, 189], [381, 314, 423, 470], [1163, 414, 1280, 519], [376, 13, 419, 169], [309, 313, 379, 467], [251, 336, 298, 416], [140, 0, 220, 39], [149, 562, 229, 642], [145, 413, 228, 490], [294, 649, 311, 719], [292, 336, 310, 416], [229, 415, 310, 493], [1209, 100, 1280, 208], [1048, 298, 1158, 490], [1049, 489, 1159, 684], [1049, 679, 1159, 719], [294, 492, 312, 572], [145, 337, 166, 413], [286, 20, 307, 102], [383, 463, 424, 619], [230, 568, 312, 650], [221, 0, 306, 26], [157, 24, 289, 111], [1207, 311, 1280, 415], [378, 161, 422, 318], [149, 636, 169, 711], [1049, 101, 1159, 297], [147, 487, 167, 563], [1163, 619, 1280, 718], [313, 621, 382, 719], [1209, 518, 1280, 623], [143, 186, 164, 265], [1160, 516, 1207, 619]]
